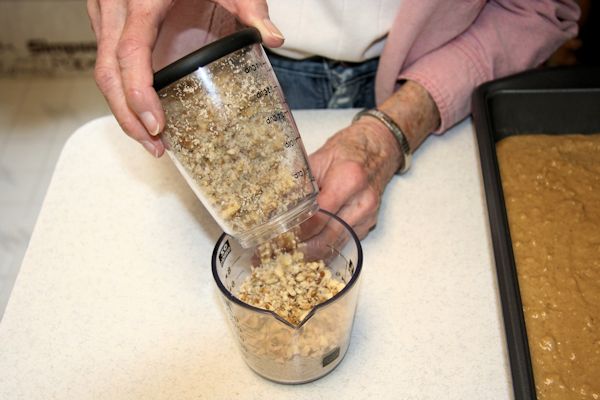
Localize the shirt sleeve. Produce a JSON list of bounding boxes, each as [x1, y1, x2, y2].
[[398, 0, 580, 133]]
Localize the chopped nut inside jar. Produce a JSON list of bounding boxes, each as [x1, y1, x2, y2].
[[158, 45, 316, 237], [237, 232, 345, 325]]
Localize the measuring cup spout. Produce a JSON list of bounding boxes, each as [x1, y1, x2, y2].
[[268, 303, 318, 330]]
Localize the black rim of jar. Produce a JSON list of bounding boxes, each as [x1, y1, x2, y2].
[[153, 27, 262, 92]]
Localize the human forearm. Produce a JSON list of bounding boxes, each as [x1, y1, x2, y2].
[[309, 80, 440, 237], [378, 80, 440, 155], [397, 0, 579, 133], [353, 80, 440, 173]]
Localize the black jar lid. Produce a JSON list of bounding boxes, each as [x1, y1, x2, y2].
[[153, 28, 262, 91]]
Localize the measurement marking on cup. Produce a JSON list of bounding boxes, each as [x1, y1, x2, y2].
[[293, 168, 316, 181], [244, 61, 267, 73], [292, 168, 308, 179], [284, 135, 301, 148], [219, 240, 231, 266], [322, 347, 340, 367], [254, 85, 276, 101], [266, 111, 287, 124]]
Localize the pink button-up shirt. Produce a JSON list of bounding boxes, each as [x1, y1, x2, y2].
[[153, 0, 579, 133]]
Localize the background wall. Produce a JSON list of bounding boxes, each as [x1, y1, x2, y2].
[[0, 0, 96, 76]]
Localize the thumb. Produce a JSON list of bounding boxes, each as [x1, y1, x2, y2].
[[216, 0, 285, 48], [251, 17, 285, 48]]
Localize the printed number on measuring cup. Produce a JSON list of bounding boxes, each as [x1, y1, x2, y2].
[[254, 85, 274, 100], [244, 61, 266, 74], [293, 168, 309, 179], [293, 168, 315, 181], [219, 240, 231, 266], [284, 135, 300, 148], [348, 260, 355, 275], [266, 111, 286, 124]]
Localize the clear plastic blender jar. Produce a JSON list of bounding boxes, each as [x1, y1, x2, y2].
[[154, 28, 319, 248], [212, 210, 363, 383]]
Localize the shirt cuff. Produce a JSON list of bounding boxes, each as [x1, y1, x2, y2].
[[398, 39, 488, 134]]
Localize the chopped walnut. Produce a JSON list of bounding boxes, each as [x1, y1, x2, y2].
[[229, 231, 353, 378], [237, 231, 345, 326], [158, 45, 316, 239]]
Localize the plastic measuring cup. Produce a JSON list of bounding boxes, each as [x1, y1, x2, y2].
[[154, 28, 319, 248], [212, 209, 363, 383]]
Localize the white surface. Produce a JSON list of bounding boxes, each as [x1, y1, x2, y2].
[[0, 77, 109, 319], [0, 110, 512, 399]]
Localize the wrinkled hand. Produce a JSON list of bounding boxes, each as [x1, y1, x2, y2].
[[309, 117, 404, 239], [309, 80, 440, 239], [87, 0, 284, 156]]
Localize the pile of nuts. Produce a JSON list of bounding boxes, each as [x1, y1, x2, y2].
[[238, 231, 345, 326], [230, 231, 351, 372], [158, 45, 315, 235]]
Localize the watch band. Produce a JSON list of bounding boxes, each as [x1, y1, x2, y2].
[[353, 108, 412, 174]]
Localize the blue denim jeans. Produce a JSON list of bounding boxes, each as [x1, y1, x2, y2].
[[266, 50, 378, 110]]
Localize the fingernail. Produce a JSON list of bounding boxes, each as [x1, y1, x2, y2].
[[261, 19, 285, 41], [141, 140, 159, 157], [140, 111, 160, 136]]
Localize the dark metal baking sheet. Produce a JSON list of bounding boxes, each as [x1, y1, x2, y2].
[[471, 66, 600, 400]]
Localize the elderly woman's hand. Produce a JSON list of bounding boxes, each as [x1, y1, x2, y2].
[[87, 0, 284, 156], [309, 117, 402, 239], [310, 80, 440, 239]]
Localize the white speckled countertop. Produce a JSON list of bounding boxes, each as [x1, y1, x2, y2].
[[0, 110, 512, 399]]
